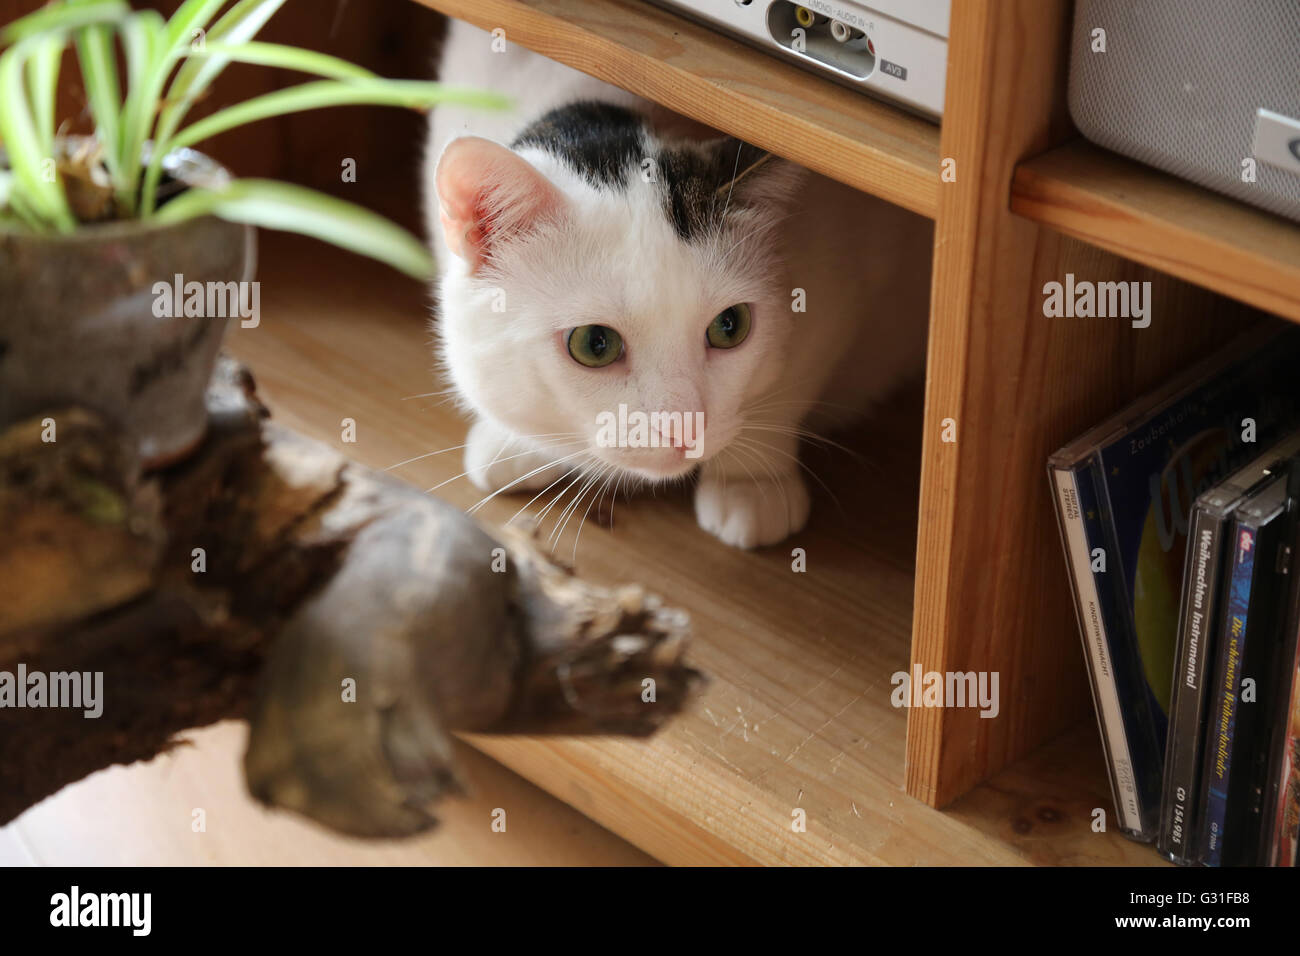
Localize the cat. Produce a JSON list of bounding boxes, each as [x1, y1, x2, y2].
[[424, 19, 931, 549]]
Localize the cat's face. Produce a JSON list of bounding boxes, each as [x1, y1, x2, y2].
[[434, 106, 801, 482]]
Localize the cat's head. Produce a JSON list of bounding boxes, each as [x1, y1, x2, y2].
[[432, 102, 803, 482]]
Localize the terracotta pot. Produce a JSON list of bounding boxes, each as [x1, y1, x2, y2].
[[0, 144, 256, 468]]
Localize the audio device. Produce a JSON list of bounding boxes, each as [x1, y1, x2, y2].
[[645, 1, 949, 119], [1070, 0, 1300, 224]]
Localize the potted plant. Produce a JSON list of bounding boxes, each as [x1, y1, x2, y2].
[[0, 0, 502, 466]]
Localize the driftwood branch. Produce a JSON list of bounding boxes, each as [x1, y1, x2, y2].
[[0, 358, 701, 836]]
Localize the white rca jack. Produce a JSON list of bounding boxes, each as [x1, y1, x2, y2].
[[830, 19, 853, 43]]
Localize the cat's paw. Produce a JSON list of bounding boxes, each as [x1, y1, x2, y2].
[[694, 471, 810, 549], [464, 420, 570, 494]]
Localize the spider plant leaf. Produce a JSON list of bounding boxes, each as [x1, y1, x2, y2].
[[74, 22, 123, 182], [120, 8, 165, 95], [23, 31, 62, 160], [147, 1, 287, 178], [163, 0, 229, 55], [0, 0, 129, 48], [185, 41, 377, 81], [168, 79, 511, 152], [154, 178, 437, 279], [2, 179, 50, 230], [120, 0, 230, 207], [160, 0, 287, 133], [117, 9, 174, 211], [0, 40, 73, 230]]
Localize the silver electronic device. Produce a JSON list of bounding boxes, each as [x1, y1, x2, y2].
[[646, 1, 950, 119], [1071, 0, 1300, 224]]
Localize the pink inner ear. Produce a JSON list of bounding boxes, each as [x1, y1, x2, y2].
[[435, 136, 564, 273]]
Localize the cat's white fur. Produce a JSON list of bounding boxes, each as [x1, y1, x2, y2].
[[425, 20, 930, 549]]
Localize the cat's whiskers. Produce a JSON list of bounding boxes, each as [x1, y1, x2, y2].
[[464, 448, 591, 515], [740, 420, 868, 465], [423, 438, 586, 494], [572, 466, 621, 563], [546, 463, 599, 547], [550, 462, 611, 551], [506, 462, 587, 527], [731, 440, 794, 517], [711, 209, 800, 273], [400, 387, 457, 401], [746, 396, 863, 418], [385, 442, 468, 471], [392, 431, 580, 474], [534, 462, 595, 528], [718, 443, 770, 507], [731, 434, 843, 514]]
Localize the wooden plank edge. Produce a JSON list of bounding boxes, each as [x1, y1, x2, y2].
[[460, 735, 765, 866], [413, 0, 940, 218], [1011, 152, 1300, 324]]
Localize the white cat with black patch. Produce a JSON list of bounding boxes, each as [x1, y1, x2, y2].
[[425, 20, 930, 549]]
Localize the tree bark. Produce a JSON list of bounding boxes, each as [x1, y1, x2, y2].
[[0, 357, 701, 836]]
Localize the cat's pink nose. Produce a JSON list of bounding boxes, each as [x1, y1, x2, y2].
[[651, 424, 685, 450], [651, 411, 705, 448]]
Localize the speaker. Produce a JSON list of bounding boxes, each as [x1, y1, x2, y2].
[[1070, 0, 1300, 224]]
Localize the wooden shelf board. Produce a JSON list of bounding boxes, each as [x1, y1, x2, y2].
[[224, 233, 1159, 866], [1012, 141, 1300, 323], [413, 0, 940, 218]]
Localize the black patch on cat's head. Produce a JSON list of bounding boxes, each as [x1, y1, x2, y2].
[[511, 101, 645, 189], [655, 138, 772, 241]]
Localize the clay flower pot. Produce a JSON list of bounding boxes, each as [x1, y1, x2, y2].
[[0, 143, 255, 468]]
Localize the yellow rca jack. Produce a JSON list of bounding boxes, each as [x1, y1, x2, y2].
[[794, 5, 816, 28]]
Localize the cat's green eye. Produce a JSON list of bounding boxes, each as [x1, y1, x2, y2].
[[567, 324, 624, 368], [707, 304, 752, 349]]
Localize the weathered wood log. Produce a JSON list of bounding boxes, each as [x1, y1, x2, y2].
[[0, 358, 701, 835]]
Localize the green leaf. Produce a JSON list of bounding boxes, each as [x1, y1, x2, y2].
[[74, 22, 123, 182], [154, 179, 437, 279], [0, 0, 129, 48], [117, 9, 173, 211], [121, 8, 165, 99], [185, 41, 377, 81], [0, 39, 73, 230], [161, 0, 287, 130], [23, 31, 62, 160], [168, 79, 511, 152], [3, 182, 49, 230], [163, 0, 228, 55]]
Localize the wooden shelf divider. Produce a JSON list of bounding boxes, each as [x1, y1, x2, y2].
[[414, 0, 941, 218], [1012, 141, 1300, 324]]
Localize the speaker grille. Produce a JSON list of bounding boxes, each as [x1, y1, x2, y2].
[[1070, 0, 1300, 224]]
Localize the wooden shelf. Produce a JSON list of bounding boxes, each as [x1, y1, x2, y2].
[[224, 233, 1156, 866], [1012, 141, 1300, 324], [413, 0, 941, 218]]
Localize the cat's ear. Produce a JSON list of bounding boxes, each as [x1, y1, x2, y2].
[[712, 138, 805, 209], [435, 136, 566, 272]]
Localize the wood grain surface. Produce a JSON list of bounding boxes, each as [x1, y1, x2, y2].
[[1013, 142, 1300, 324]]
